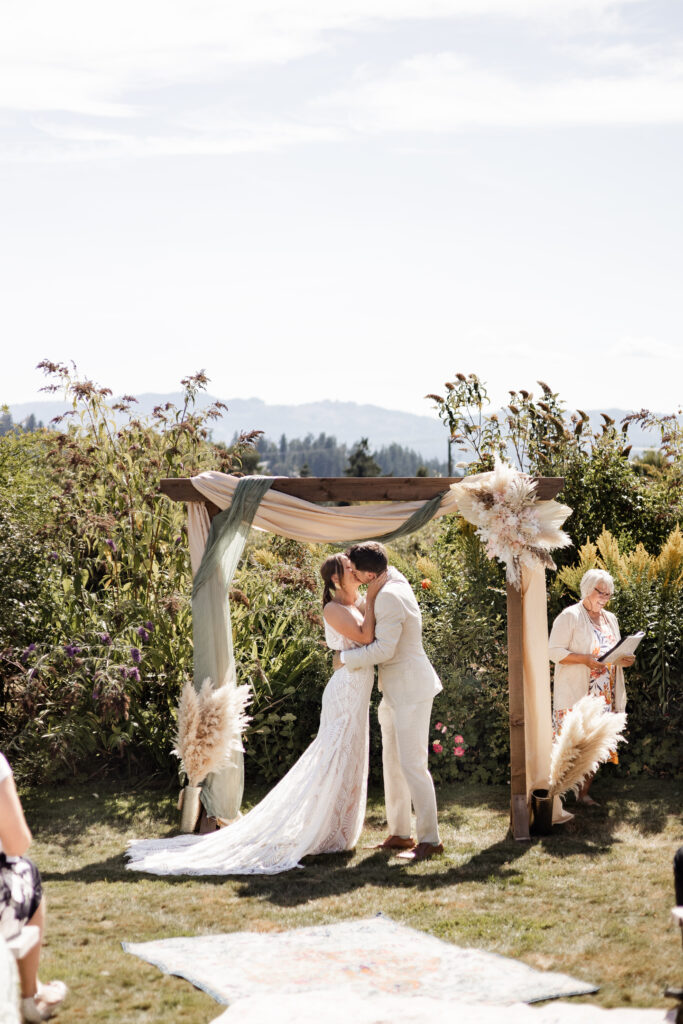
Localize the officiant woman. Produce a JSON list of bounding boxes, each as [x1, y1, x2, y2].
[[548, 569, 635, 807]]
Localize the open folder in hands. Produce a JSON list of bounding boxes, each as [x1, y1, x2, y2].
[[598, 630, 645, 663]]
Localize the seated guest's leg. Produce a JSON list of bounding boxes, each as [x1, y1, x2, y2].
[[0, 856, 67, 1021]]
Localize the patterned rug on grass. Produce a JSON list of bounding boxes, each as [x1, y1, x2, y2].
[[210, 993, 675, 1024], [123, 915, 598, 1007]]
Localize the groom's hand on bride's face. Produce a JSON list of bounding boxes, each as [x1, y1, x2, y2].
[[333, 652, 342, 671]]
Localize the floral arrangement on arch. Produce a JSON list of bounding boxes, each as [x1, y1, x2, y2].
[[455, 458, 572, 589]]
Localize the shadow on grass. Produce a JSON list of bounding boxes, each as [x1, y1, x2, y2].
[[40, 853, 162, 885], [40, 835, 530, 892], [35, 776, 678, 894], [41, 824, 616, 899], [228, 825, 629, 908], [553, 773, 681, 842], [23, 785, 179, 851], [603, 776, 681, 836]]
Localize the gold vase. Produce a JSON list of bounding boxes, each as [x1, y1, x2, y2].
[[178, 785, 202, 834]]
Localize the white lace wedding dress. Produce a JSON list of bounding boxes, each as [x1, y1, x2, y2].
[[125, 622, 373, 875]]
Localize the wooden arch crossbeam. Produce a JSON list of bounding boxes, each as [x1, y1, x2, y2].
[[161, 475, 563, 513], [160, 475, 564, 841]]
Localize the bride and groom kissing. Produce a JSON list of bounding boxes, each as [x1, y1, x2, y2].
[[126, 541, 443, 875], [327, 542, 443, 863]]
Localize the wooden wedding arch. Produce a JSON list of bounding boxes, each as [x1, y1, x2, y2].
[[161, 474, 564, 841]]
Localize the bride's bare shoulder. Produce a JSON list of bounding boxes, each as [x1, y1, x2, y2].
[[323, 602, 352, 626]]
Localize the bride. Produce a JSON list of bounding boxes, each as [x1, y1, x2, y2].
[[126, 554, 386, 875]]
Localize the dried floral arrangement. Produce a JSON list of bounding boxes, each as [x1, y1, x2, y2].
[[455, 458, 572, 589], [548, 694, 627, 800], [173, 678, 251, 788]]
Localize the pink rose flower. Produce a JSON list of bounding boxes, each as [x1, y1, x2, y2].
[[454, 746, 465, 757], [432, 741, 443, 754], [454, 734, 464, 744], [435, 722, 442, 730]]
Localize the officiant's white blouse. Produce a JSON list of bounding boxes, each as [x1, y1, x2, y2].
[[549, 601, 627, 713]]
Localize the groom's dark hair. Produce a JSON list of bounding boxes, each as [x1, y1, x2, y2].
[[347, 542, 388, 573]]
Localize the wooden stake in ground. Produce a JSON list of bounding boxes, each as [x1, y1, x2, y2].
[[507, 580, 530, 841]]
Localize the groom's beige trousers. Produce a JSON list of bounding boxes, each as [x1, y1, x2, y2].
[[378, 696, 440, 846]]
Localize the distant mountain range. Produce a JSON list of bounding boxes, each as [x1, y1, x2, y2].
[[6, 393, 665, 463]]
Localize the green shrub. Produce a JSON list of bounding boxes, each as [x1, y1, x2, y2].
[[2, 365, 680, 789], [0, 430, 64, 652], [426, 373, 682, 561], [0, 365, 254, 781], [418, 518, 512, 784]]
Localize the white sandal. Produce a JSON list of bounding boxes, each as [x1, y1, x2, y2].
[[21, 980, 68, 1022]]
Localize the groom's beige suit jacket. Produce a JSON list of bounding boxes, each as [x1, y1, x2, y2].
[[342, 568, 442, 706]]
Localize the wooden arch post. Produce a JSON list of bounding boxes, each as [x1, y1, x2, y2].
[[160, 474, 564, 841]]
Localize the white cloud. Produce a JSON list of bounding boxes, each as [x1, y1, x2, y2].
[[0, 0, 644, 117], [609, 337, 683, 360], [317, 49, 683, 132], [20, 117, 343, 162], [0, 0, 669, 161]]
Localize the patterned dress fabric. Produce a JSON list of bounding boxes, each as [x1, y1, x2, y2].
[[553, 621, 619, 764], [126, 622, 373, 875], [0, 753, 42, 942], [0, 856, 42, 942]]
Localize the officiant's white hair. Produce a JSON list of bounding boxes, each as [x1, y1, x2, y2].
[[580, 568, 615, 599]]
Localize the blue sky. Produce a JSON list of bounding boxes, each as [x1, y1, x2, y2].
[[2, 0, 682, 416]]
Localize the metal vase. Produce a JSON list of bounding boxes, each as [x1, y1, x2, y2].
[[179, 785, 202, 834], [530, 788, 554, 836]]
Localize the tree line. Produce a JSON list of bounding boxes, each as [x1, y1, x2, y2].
[[239, 432, 448, 477], [0, 411, 44, 436]]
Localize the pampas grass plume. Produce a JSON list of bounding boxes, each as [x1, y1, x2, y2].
[[174, 678, 251, 787], [549, 695, 627, 800], [454, 458, 572, 588]]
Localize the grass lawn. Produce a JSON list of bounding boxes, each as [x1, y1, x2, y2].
[[21, 773, 681, 1023]]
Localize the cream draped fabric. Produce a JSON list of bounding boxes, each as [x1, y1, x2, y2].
[[521, 565, 553, 795], [521, 566, 570, 823], [191, 471, 461, 542], [185, 470, 562, 820]]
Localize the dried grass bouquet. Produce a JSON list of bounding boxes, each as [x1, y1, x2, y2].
[[548, 694, 627, 800], [173, 678, 251, 788]]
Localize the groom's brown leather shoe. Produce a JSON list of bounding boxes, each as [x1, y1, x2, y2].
[[377, 835, 416, 851], [397, 842, 444, 862]]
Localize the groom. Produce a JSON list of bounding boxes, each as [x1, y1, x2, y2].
[[332, 541, 444, 862]]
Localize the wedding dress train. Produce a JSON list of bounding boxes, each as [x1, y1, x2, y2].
[[125, 623, 373, 875]]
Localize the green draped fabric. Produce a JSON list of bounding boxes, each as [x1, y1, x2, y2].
[[342, 489, 448, 546], [192, 476, 275, 819]]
